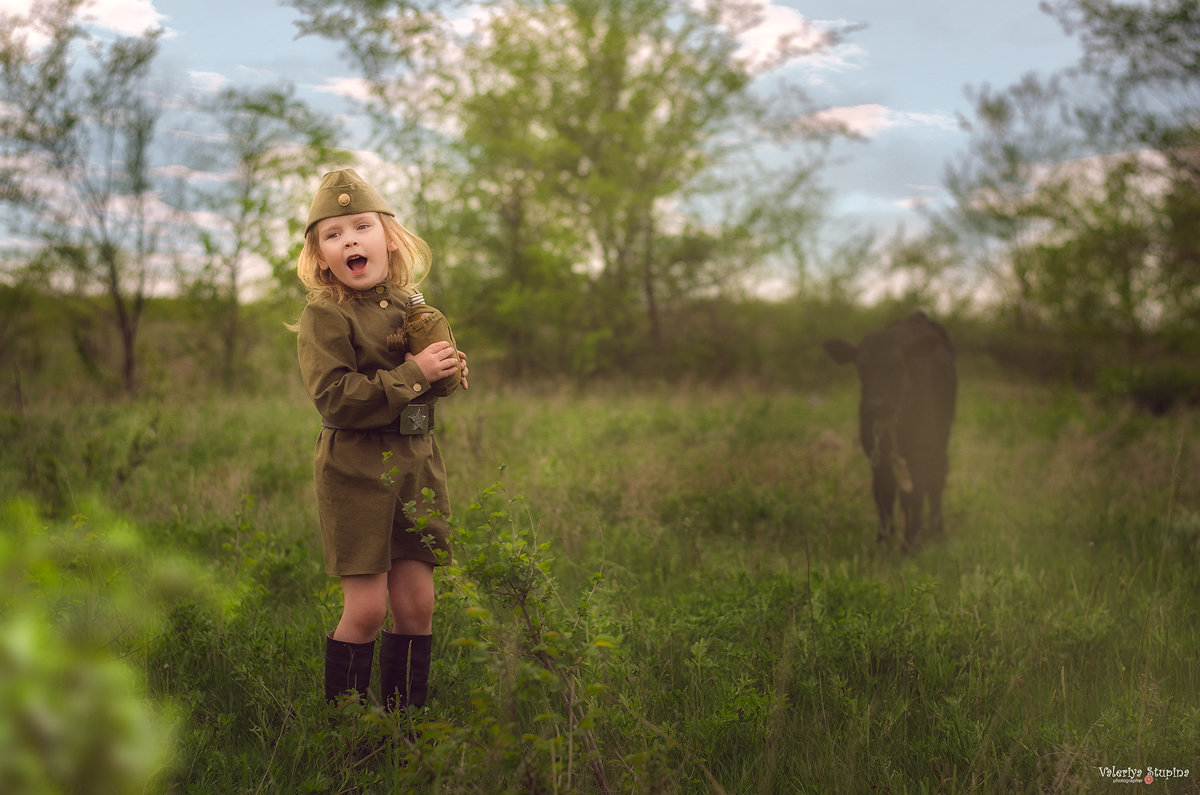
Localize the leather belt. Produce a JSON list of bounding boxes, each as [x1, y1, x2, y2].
[[321, 404, 434, 435]]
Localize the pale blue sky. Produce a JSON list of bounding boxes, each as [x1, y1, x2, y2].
[[780, 0, 1083, 240]]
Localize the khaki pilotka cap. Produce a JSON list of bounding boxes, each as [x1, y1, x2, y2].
[[305, 169, 395, 233]]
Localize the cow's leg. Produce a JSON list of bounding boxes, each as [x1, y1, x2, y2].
[[871, 465, 896, 542], [928, 449, 948, 536], [928, 481, 945, 536], [901, 488, 924, 549]]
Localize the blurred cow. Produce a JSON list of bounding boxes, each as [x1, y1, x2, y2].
[[823, 312, 957, 548]]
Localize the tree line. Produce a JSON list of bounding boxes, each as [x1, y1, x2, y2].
[[910, 0, 1200, 371], [2, 0, 1199, 397]]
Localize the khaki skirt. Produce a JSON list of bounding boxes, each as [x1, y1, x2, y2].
[[313, 427, 452, 576]]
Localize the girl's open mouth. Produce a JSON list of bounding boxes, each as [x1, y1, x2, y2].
[[346, 255, 368, 274]]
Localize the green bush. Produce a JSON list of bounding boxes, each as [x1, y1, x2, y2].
[[1099, 362, 1200, 415], [0, 498, 216, 794]]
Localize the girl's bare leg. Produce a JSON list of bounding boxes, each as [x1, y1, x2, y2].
[[387, 559, 435, 634], [333, 572, 389, 643]]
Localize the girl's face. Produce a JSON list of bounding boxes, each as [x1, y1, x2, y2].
[[314, 212, 396, 291]]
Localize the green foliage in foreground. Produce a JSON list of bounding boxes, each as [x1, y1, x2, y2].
[[1, 368, 1199, 792]]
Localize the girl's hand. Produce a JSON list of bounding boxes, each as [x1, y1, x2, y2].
[[457, 350, 469, 390], [407, 341, 460, 383]]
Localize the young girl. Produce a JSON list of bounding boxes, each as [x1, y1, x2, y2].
[[295, 168, 467, 712]]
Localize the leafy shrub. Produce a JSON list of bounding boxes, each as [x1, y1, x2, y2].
[[0, 498, 216, 794], [1098, 362, 1200, 415], [369, 480, 625, 792]]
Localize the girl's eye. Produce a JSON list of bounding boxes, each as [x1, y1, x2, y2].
[[357, 224, 370, 231]]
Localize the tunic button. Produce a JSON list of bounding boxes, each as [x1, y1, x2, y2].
[[375, 285, 385, 294], [413, 383, 422, 392], [379, 299, 389, 308]]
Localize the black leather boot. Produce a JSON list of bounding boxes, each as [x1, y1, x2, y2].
[[324, 632, 375, 704], [379, 630, 432, 711]]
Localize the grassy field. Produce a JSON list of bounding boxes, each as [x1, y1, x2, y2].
[[1, 357, 1198, 793]]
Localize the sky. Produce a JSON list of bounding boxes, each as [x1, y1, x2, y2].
[[3, 0, 1087, 252]]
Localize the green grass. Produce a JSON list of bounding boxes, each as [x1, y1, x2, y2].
[[1, 362, 1198, 792]]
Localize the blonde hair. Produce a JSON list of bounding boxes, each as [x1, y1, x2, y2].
[[296, 213, 432, 305]]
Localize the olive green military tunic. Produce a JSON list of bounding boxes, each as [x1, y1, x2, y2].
[[297, 282, 459, 576]]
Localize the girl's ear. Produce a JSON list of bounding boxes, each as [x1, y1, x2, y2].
[[387, 234, 399, 252]]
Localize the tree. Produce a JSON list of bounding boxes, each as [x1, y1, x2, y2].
[[1042, 0, 1200, 154], [1042, 0, 1200, 330], [941, 0, 1200, 353], [188, 84, 347, 391], [1020, 156, 1162, 358], [289, 0, 845, 375], [287, 0, 464, 286], [0, 0, 167, 393], [942, 73, 1087, 330]]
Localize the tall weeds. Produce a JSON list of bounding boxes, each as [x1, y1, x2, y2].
[[1, 371, 1197, 792]]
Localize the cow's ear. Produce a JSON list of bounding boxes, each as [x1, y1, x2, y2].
[[903, 334, 941, 360], [823, 339, 857, 364]]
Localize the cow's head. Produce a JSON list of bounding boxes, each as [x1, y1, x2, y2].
[[823, 331, 941, 419]]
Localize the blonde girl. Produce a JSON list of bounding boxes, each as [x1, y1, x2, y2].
[[295, 168, 466, 712]]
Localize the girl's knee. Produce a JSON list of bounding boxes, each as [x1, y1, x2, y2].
[[391, 593, 434, 628], [386, 559, 436, 633], [355, 602, 390, 625], [337, 605, 387, 641], [339, 589, 389, 640]]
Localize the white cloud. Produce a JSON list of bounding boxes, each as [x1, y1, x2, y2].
[[0, 0, 169, 52], [895, 184, 947, 210], [79, 0, 167, 36], [730, 2, 830, 74], [312, 77, 375, 104], [811, 104, 891, 136], [187, 70, 228, 93], [168, 128, 233, 145], [897, 110, 958, 133], [153, 164, 230, 183], [235, 64, 276, 80], [800, 104, 957, 138], [0, 1, 50, 50], [697, 0, 861, 77], [0, 235, 39, 250], [961, 149, 1172, 232], [895, 195, 933, 210]]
